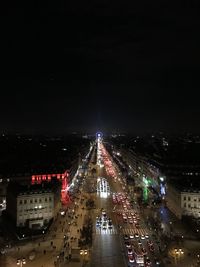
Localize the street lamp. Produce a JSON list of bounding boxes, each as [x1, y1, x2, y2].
[[80, 249, 87, 267], [173, 248, 184, 263], [17, 258, 26, 267]]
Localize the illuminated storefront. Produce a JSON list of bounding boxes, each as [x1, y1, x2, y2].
[[31, 171, 70, 204]]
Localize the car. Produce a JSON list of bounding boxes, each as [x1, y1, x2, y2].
[[128, 254, 135, 263], [102, 222, 107, 230], [134, 233, 139, 238], [145, 257, 152, 266], [124, 234, 129, 240], [129, 219, 133, 224], [96, 221, 100, 227], [124, 241, 131, 248], [102, 209, 106, 215], [103, 215, 107, 221], [138, 239, 142, 245], [108, 220, 112, 228], [129, 234, 134, 239], [145, 234, 149, 239], [141, 234, 145, 240], [127, 248, 133, 255]]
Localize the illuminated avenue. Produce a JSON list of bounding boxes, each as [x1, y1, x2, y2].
[[0, 133, 200, 267]]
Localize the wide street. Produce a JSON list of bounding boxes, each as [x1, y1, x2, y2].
[[1, 137, 200, 267]]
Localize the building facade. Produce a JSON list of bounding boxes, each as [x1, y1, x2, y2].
[[181, 190, 200, 218], [166, 181, 200, 219], [6, 180, 61, 229]]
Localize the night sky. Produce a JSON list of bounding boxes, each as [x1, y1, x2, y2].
[[1, 1, 200, 134]]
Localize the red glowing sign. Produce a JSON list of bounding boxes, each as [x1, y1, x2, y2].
[[31, 170, 70, 204]]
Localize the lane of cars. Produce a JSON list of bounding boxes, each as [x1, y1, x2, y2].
[[112, 191, 161, 267], [98, 141, 160, 266], [96, 209, 113, 231]]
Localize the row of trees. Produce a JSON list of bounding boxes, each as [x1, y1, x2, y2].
[[79, 216, 93, 247]]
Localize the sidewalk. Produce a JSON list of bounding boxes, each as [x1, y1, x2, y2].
[[0, 194, 88, 267]]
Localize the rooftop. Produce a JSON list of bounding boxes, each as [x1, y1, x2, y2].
[[7, 179, 61, 197]]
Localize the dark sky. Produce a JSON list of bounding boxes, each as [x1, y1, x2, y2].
[[1, 1, 200, 134]]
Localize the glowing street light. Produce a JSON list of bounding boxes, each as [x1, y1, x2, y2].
[[80, 249, 88, 267], [174, 248, 184, 258], [17, 258, 26, 267], [80, 249, 87, 255]]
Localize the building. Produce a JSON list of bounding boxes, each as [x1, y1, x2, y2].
[[6, 180, 61, 229], [166, 178, 200, 219], [0, 134, 91, 208], [181, 190, 200, 218]]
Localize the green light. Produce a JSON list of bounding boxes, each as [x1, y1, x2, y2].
[[143, 177, 149, 186], [143, 187, 148, 202]]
